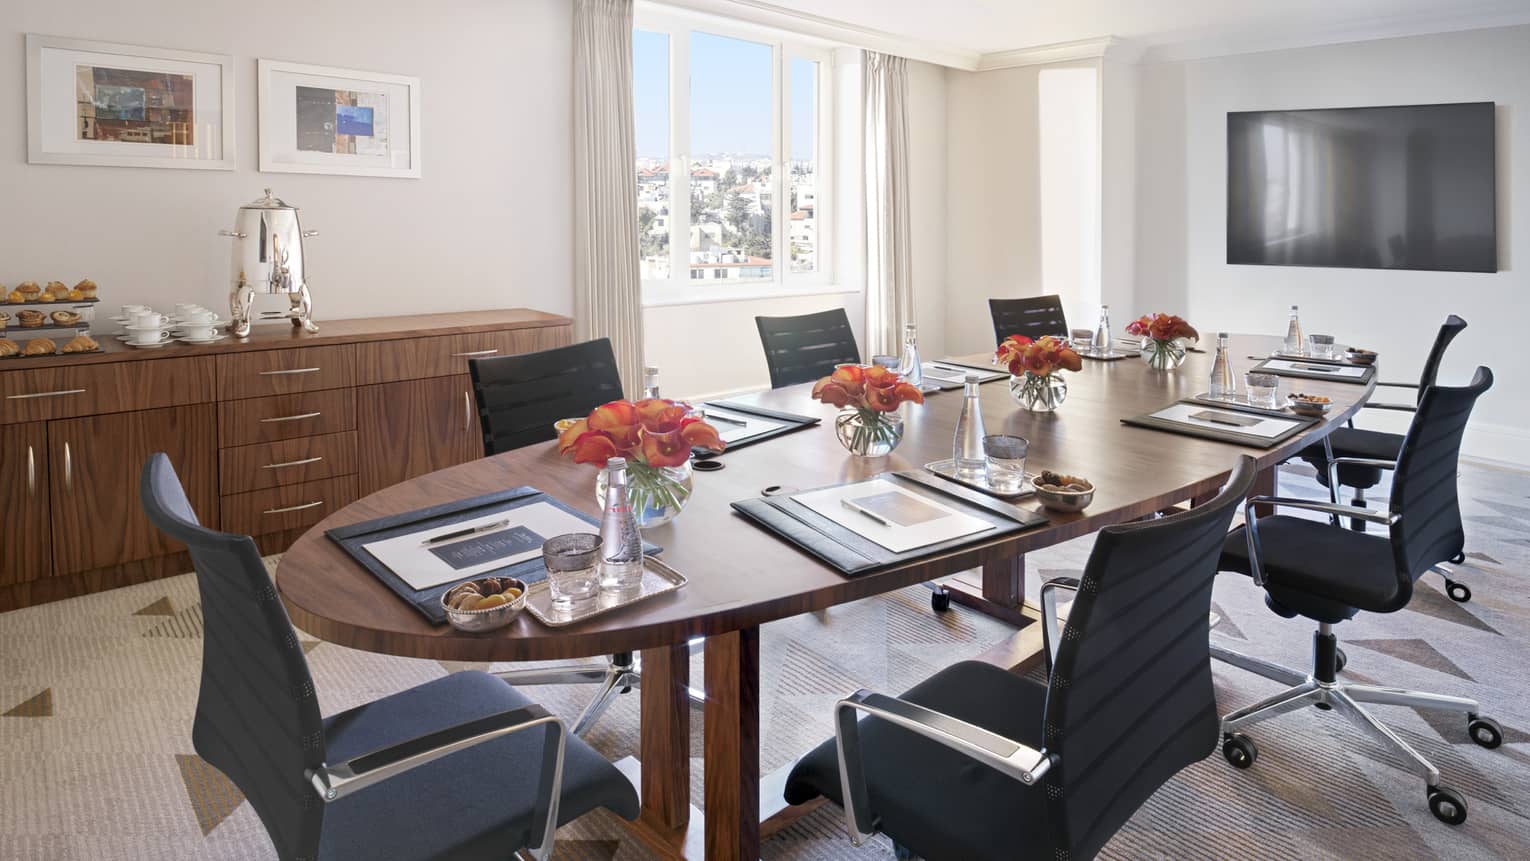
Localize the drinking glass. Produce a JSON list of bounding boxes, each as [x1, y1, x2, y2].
[[542, 533, 602, 611], [871, 355, 899, 370], [1245, 372, 1279, 409], [982, 434, 1029, 493], [1070, 328, 1094, 353], [1308, 334, 1336, 359]]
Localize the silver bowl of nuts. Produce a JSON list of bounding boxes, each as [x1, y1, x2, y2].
[[1034, 470, 1095, 513], [441, 577, 528, 633], [1286, 393, 1333, 417]]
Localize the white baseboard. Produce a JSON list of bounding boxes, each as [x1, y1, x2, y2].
[[1462, 421, 1530, 470]]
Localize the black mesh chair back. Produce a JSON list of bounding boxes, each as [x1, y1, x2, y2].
[[469, 338, 625, 455], [754, 308, 861, 389], [1412, 315, 1468, 405], [140, 453, 326, 861], [989, 295, 1068, 347], [1388, 366, 1492, 591], [1042, 455, 1257, 859]]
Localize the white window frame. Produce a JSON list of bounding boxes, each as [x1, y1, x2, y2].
[[635, 10, 836, 307]]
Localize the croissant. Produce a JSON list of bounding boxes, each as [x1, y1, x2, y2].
[[0, 311, 9, 330], [0, 338, 18, 357], [62, 335, 99, 353], [23, 338, 56, 356]]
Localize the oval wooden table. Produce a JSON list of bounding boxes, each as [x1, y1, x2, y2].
[[277, 334, 1374, 860]]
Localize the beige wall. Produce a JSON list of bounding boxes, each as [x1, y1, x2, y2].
[[1133, 25, 1530, 464], [1, 0, 574, 321]]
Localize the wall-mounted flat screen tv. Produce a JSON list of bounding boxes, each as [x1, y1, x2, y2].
[[1227, 102, 1496, 273]]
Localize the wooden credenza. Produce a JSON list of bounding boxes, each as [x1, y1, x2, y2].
[[0, 309, 572, 611]]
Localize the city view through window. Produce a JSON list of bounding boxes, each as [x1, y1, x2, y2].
[[635, 29, 820, 288]]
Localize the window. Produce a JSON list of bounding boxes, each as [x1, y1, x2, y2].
[[634, 15, 833, 304]]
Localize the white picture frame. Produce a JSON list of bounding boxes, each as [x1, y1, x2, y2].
[[257, 59, 421, 178], [26, 34, 235, 170]]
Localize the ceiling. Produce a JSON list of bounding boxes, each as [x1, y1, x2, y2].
[[747, 0, 1530, 60]]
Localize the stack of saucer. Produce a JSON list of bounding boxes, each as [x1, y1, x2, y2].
[[116, 308, 177, 349], [170, 305, 227, 344]]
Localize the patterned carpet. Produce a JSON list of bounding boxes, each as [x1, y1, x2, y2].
[[1, 461, 1527, 860]]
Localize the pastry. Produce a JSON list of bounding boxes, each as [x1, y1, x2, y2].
[[23, 338, 56, 356], [44, 281, 69, 298], [67, 289, 84, 301], [74, 279, 97, 299], [16, 282, 41, 300], [7, 290, 23, 304], [62, 334, 99, 354], [50, 310, 81, 326], [36, 292, 55, 303], [0, 311, 8, 330], [16, 309, 45, 328], [0, 339, 18, 357]]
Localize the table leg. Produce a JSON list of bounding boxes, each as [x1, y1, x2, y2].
[[705, 627, 761, 861], [982, 554, 1025, 606], [1252, 461, 1278, 517], [640, 643, 692, 831]]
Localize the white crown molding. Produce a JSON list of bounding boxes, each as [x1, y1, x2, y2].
[[1137, 2, 1530, 64], [975, 36, 1123, 71], [638, 0, 981, 70]]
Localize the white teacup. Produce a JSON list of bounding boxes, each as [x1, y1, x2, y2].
[[132, 311, 165, 329], [180, 324, 218, 340], [129, 328, 171, 345], [181, 309, 218, 324], [174, 303, 204, 318], [120, 304, 148, 319]]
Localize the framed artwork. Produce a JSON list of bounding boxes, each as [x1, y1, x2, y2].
[[258, 59, 421, 178], [26, 34, 235, 170]]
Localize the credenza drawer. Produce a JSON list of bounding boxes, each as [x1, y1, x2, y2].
[[219, 431, 359, 494], [220, 475, 359, 536], [216, 344, 355, 400], [352, 330, 523, 385], [217, 389, 356, 447], [1, 357, 214, 425]]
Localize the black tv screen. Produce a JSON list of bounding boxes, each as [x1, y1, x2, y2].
[[1227, 102, 1496, 272]]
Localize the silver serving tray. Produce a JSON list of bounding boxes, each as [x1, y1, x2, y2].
[[524, 555, 687, 627], [924, 458, 1035, 500], [1266, 347, 1354, 365], [1184, 392, 1296, 419]]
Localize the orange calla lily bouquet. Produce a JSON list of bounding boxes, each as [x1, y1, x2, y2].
[[811, 365, 925, 454], [559, 399, 725, 515], [995, 335, 1083, 378], [1125, 312, 1199, 370]]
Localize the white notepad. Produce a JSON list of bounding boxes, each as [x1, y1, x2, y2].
[[363, 501, 595, 591], [795, 477, 994, 554], [1148, 403, 1305, 440]]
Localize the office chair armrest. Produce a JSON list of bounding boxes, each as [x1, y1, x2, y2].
[[308, 703, 566, 860], [1040, 577, 1081, 668], [1363, 402, 1417, 413], [1375, 380, 1418, 389], [834, 689, 1053, 845], [1243, 496, 1399, 587]]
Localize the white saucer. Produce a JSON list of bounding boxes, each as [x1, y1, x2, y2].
[[123, 323, 175, 332], [125, 340, 169, 349], [176, 335, 228, 345]]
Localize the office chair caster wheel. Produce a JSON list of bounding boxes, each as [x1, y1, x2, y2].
[[1427, 786, 1468, 825], [931, 588, 951, 613], [893, 841, 914, 860], [1222, 733, 1258, 769], [1468, 715, 1503, 749], [1335, 648, 1347, 673], [1445, 580, 1471, 603]]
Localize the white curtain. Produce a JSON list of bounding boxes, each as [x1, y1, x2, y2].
[[863, 51, 915, 358], [573, 0, 645, 396]]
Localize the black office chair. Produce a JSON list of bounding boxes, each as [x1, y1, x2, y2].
[[1297, 317, 1472, 602], [784, 456, 1258, 861], [988, 295, 1068, 347], [1216, 367, 1503, 826], [139, 453, 638, 861], [755, 308, 862, 388], [468, 336, 625, 453], [469, 337, 694, 734]]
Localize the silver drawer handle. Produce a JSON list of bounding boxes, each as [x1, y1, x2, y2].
[[264, 456, 324, 470], [6, 388, 87, 400], [27, 446, 36, 496], [63, 441, 72, 492], [263, 500, 324, 515], [451, 349, 499, 358], [260, 412, 322, 424], [259, 367, 322, 376]]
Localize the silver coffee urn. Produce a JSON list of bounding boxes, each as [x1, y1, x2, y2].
[[219, 188, 320, 336]]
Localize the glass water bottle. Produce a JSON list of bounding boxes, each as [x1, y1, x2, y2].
[[1208, 332, 1236, 400], [897, 323, 923, 388], [1283, 306, 1304, 355], [953, 375, 987, 482], [1094, 305, 1112, 356], [598, 457, 645, 594], [642, 366, 661, 400]]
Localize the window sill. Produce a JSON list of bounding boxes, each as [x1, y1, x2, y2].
[[642, 283, 861, 309]]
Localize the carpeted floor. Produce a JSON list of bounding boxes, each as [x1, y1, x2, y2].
[[2, 462, 1527, 860]]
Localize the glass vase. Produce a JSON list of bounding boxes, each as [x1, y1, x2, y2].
[[1008, 372, 1068, 412], [595, 459, 693, 528], [1140, 338, 1188, 371], [834, 408, 904, 457]]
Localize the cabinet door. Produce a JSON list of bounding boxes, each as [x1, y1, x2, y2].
[[357, 375, 483, 496], [48, 404, 218, 576], [0, 422, 52, 586]]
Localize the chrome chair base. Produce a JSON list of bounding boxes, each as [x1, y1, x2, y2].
[[493, 643, 705, 736]]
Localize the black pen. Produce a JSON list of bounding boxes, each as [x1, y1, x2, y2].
[[423, 518, 510, 546], [700, 410, 748, 427]]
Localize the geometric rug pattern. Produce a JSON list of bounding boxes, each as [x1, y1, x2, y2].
[[1, 461, 1527, 860]]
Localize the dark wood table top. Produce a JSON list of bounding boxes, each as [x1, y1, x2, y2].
[[276, 334, 1373, 662]]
